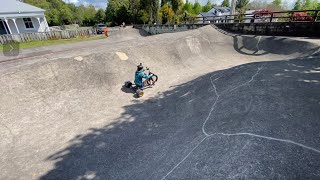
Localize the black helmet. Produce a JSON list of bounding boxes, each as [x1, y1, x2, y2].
[[137, 63, 143, 71]]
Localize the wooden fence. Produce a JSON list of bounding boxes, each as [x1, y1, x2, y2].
[[0, 28, 97, 44]]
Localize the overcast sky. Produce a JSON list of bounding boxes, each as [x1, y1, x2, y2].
[[63, 0, 295, 10]]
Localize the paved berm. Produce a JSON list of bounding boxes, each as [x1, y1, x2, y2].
[[0, 25, 320, 180]]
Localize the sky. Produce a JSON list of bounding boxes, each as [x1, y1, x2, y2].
[[63, 0, 107, 9], [63, 0, 295, 10]]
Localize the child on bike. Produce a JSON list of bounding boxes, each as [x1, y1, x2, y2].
[[134, 63, 153, 88]]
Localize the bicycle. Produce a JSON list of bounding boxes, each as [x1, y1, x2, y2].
[[124, 66, 158, 97]]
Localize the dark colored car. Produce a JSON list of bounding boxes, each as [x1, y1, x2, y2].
[[95, 23, 106, 34]]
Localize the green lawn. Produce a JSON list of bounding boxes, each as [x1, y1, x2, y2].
[[0, 35, 106, 52]]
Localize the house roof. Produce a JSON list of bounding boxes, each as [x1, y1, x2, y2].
[[212, 7, 231, 13], [199, 12, 215, 17], [0, 0, 45, 14], [0, 12, 45, 19]]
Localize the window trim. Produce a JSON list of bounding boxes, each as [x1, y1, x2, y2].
[[23, 18, 35, 30], [0, 20, 9, 34]]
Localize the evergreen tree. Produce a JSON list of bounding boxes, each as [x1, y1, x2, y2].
[[221, 0, 230, 7], [293, 0, 302, 10], [95, 9, 106, 24], [183, 0, 194, 14], [193, 1, 202, 14], [202, 0, 212, 12], [272, 0, 282, 7]]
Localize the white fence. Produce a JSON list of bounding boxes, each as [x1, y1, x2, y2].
[[0, 28, 97, 44]]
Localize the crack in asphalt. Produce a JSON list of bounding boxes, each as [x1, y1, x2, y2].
[[161, 66, 320, 179]]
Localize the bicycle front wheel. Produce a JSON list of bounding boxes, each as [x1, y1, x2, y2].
[[146, 75, 158, 85]]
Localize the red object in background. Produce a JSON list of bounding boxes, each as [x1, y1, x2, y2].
[[291, 12, 313, 21], [104, 27, 109, 37], [253, 9, 272, 22], [254, 10, 272, 14]]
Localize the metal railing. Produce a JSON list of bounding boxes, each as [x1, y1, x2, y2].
[[188, 10, 320, 24]]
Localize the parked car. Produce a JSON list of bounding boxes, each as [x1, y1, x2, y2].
[[95, 23, 106, 34]]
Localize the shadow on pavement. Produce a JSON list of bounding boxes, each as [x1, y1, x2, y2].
[[210, 24, 320, 57], [138, 29, 150, 37], [41, 57, 320, 179], [120, 85, 134, 94], [233, 35, 320, 56]]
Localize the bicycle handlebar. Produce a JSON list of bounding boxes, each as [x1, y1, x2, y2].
[[139, 63, 150, 71]]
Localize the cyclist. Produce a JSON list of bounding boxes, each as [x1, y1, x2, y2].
[[134, 64, 153, 88]]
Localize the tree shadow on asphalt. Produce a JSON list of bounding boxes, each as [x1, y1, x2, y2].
[[210, 24, 320, 57], [232, 35, 320, 56], [40, 57, 320, 180]]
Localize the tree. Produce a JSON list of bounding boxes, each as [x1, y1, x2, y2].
[[82, 5, 96, 26], [129, 0, 141, 24], [24, 0, 101, 26], [293, 0, 303, 9], [67, 3, 77, 13], [193, 1, 202, 14], [236, 0, 249, 22], [304, 0, 311, 9], [302, 0, 319, 9], [265, 0, 284, 11], [248, 0, 268, 10], [170, 0, 184, 13], [151, 0, 160, 24], [160, 4, 175, 24], [138, 9, 149, 24], [183, 0, 194, 14], [221, 0, 230, 7], [117, 6, 130, 24], [202, 0, 212, 12], [95, 9, 106, 24], [272, 0, 282, 7], [74, 5, 85, 25], [273, 0, 282, 6], [140, 0, 160, 24], [267, 3, 284, 11], [47, 9, 60, 25], [236, 0, 250, 14], [312, 0, 319, 9], [59, 5, 74, 25], [106, 0, 130, 25], [161, 0, 168, 7], [25, 0, 66, 25]]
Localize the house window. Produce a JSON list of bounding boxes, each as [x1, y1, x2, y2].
[[23, 18, 34, 29]]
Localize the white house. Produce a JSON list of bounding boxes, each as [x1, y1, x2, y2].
[[198, 7, 261, 24], [0, 0, 49, 35], [197, 7, 231, 23]]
